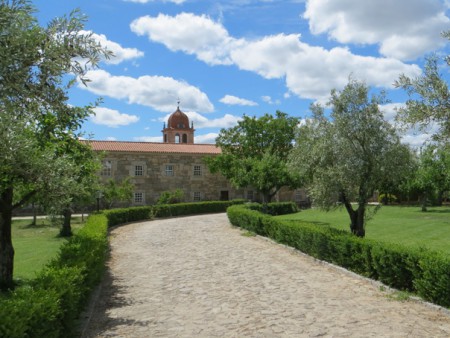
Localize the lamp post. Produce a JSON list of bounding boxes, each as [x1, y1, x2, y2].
[[96, 191, 102, 212]]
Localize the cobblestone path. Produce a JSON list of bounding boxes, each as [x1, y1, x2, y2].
[[83, 213, 450, 337]]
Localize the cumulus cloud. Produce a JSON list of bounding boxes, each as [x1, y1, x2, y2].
[[80, 70, 214, 113], [131, 13, 422, 101], [219, 95, 257, 106], [194, 133, 219, 144], [261, 95, 280, 105], [303, 0, 450, 60], [131, 13, 244, 65], [133, 136, 164, 142], [82, 31, 144, 65], [91, 107, 139, 127]]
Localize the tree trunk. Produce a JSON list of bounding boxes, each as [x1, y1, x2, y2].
[[0, 188, 15, 291], [59, 208, 72, 237], [341, 192, 365, 237], [436, 190, 444, 207], [421, 192, 428, 212], [32, 202, 37, 226]]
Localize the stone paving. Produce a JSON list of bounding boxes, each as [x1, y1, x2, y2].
[[82, 213, 450, 337]]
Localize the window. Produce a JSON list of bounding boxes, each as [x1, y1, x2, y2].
[[193, 192, 201, 201], [101, 160, 112, 176], [247, 190, 254, 201], [165, 165, 174, 176], [182, 134, 187, 143], [134, 192, 144, 204], [175, 134, 180, 143], [193, 165, 202, 176], [135, 165, 144, 176]]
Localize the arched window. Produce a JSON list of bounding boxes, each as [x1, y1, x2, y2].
[[175, 133, 180, 143], [164, 134, 167, 143], [182, 134, 187, 143]]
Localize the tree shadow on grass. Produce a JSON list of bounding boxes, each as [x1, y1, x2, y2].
[[414, 208, 450, 214], [79, 265, 153, 338]]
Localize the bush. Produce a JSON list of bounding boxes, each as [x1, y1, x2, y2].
[[156, 189, 184, 204], [0, 213, 108, 338], [227, 203, 450, 308], [154, 199, 245, 218], [246, 201, 298, 216], [378, 193, 397, 205], [104, 206, 153, 227]]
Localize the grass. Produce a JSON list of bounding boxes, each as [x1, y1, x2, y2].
[[276, 205, 450, 255], [12, 217, 85, 280]]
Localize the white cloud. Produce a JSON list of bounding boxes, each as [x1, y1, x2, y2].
[[106, 136, 117, 141], [219, 95, 257, 106], [82, 31, 144, 65], [379, 102, 405, 123], [303, 0, 450, 60], [131, 13, 422, 101], [133, 136, 163, 142], [81, 69, 214, 113], [91, 107, 139, 127], [194, 133, 219, 144], [130, 13, 244, 65], [124, 0, 185, 3], [261, 95, 280, 105]]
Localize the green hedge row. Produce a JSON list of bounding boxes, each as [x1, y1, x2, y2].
[[104, 206, 153, 227], [227, 204, 450, 308], [245, 201, 298, 216], [153, 199, 245, 218], [0, 214, 109, 337]]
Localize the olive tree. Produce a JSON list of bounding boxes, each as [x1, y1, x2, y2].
[[0, 0, 111, 290], [289, 79, 412, 237]]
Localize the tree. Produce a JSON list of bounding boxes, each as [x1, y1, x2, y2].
[[407, 144, 450, 211], [101, 177, 133, 209], [395, 55, 450, 142], [0, 0, 111, 290], [206, 111, 302, 203], [289, 79, 412, 237]]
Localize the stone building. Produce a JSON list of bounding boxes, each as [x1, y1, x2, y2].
[[86, 107, 308, 206]]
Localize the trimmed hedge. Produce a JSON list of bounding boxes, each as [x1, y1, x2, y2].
[[227, 204, 450, 308], [0, 214, 109, 338], [246, 201, 299, 216], [104, 206, 153, 227], [153, 199, 245, 218]]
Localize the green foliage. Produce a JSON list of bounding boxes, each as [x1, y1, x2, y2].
[[378, 193, 397, 204], [104, 206, 153, 227], [206, 111, 302, 202], [156, 189, 184, 204], [227, 204, 450, 308], [289, 78, 412, 236], [246, 201, 298, 216], [101, 177, 133, 209], [0, 213, 108, 337], [153, 200, 245, 218], [395, 55, 450, 142]]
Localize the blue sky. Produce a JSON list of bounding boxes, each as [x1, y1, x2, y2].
[[34, 0, 450, 146]]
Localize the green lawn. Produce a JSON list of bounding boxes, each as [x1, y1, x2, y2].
[[276, 205, 450, 254], [12, 217, 85, 280]]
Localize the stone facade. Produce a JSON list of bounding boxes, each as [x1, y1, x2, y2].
[[100, 149, 247, 205]]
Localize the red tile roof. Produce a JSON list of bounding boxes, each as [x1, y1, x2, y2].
[[82, 140, 222, 154]]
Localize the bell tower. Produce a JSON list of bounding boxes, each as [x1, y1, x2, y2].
[[162, 103, 195, 144]]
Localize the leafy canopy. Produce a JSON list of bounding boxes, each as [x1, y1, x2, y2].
[[207, 111, 302, 202]]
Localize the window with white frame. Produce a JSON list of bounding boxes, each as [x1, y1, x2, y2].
[[193, 165, 202, 176], [193, 191, 201, 201], [134, 192, 144, 204], [101, 160, 112, 176], [135, 165, 144, 176], [165, 164, 174, 176]]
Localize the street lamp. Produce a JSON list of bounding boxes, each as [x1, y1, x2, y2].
[[96, 190, 103, 212]]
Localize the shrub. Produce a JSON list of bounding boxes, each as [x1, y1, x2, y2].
[[227, 203, 450, 308], [378, 193, 397, 205], [104, 206, 153, 227], [0, 213, 109, 338], [154, 199, 245, 218], [156, 189, 184, 204]]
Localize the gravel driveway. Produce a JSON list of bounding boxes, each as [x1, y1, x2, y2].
[[82, 213, 450, 337]]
